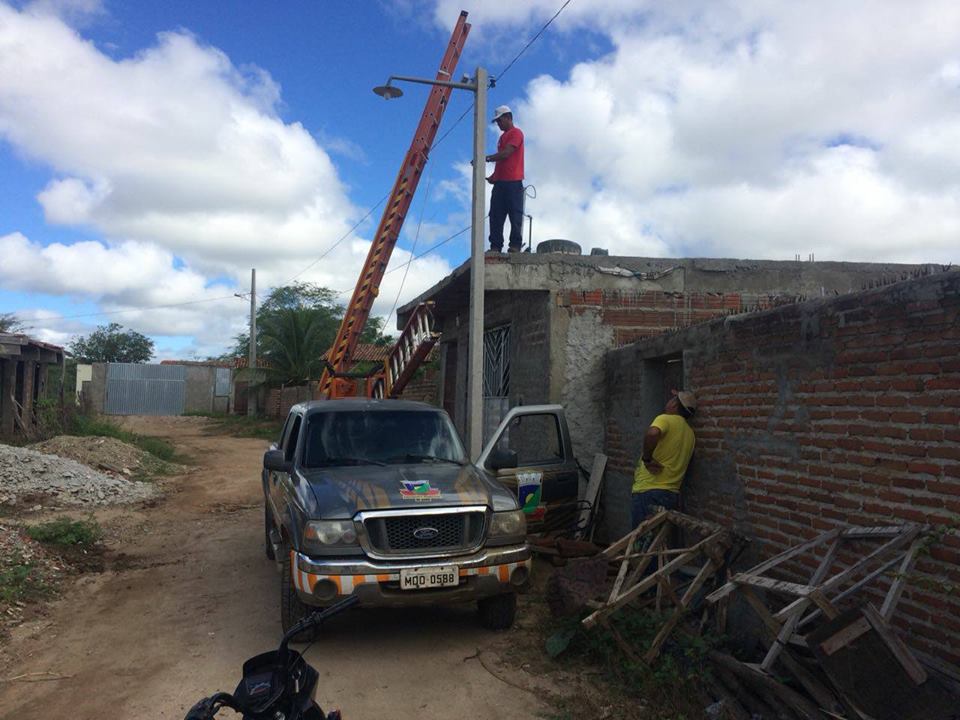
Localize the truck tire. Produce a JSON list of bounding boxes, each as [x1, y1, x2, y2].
[[280, 544, 315, 641], [264, 502, 276, 561], [477, 592, 517, 630]]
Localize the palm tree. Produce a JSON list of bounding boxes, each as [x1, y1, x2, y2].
[[258, 307, 336, 385]]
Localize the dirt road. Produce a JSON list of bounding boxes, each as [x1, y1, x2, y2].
[[0, 417, 560, 719]]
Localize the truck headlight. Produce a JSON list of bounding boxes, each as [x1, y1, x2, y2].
[[488, 510, 526, 539], [303, 520, 358, 553]]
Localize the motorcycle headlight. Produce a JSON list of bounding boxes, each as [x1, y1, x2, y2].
[[488, 510, 526, 539], [303, 520, 358, 553]]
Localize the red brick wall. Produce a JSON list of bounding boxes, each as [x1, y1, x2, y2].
[[605, 271, 960, 665], [266, 384, 315, 419], [559, 289, 799, 346]]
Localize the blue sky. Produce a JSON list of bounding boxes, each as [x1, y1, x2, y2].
[[1, 0, 958, 358]]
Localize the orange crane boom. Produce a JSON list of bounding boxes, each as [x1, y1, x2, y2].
[[318, 11, 470, 399]]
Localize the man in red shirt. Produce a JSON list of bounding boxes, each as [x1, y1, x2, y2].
[[485, 105, 525, 253]]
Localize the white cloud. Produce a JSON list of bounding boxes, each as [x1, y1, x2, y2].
[[435, 0, 960, 264], [0, 3, 454, 352]]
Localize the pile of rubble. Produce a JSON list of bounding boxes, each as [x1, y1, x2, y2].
[[33, 435, 183, 479], [0, 443, 158, 508]]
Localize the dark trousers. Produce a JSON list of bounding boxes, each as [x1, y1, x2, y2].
[[630, 489, 679, 528], [489, 180, 524, 251]]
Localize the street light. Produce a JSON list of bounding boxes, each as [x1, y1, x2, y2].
[[372, 67, 489, 460]]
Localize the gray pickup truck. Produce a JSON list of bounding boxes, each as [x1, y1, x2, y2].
[[262, 398, 578, 632]]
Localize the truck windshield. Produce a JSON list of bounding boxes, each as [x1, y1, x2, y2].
[[302, 411, 467, 468]]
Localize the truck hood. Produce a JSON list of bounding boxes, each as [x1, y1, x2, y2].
[[298, 463, 519, 518]]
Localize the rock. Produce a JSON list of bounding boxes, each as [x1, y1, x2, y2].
[[0, 442, 158, 509]]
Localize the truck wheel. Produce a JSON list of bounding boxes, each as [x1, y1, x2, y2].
[[264, 502, 276, 561], [477, 592, 517, 630], [280, 544, 315, 641]]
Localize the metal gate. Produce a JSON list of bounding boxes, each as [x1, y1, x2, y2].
[[105, 363, 186, 416]]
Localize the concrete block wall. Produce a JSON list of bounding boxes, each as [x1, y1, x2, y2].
[[604, 270, 960, 665], [557, 288, 793, 465], [401, 366, 441, 406], [441, 290, 552, 438]]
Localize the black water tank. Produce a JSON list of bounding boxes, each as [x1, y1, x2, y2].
[[536, 239, 582, 255]]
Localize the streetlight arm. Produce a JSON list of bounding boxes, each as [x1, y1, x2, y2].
[[386, 74, 478, 92]]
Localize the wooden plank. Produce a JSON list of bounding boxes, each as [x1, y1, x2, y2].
[[808, 589, 839, 620], [608, 523, 640, 603], [763, 596, 811, 672], [799, 552, 904, 627], [610, 545, 703, 561], [740, 586, 783, 636], [644, 558, 717, 663], [706, 527, 843, 602], [600, 618, 642, 664], [599, 511, 666, 559], [582, 531, 723, 628], [879, 535, 925, 620], [740, 590, 845, 714], [611, 522, 669, 601], [862, 604, 927, 685], [841, 524, 921, 539], [820, 616, 872, 655], [576, 453, 606, 541], [779, 649, 845, 716], [663, 509, 727, 538], [732, 573, 816, 596], [710, 651, 828, 720], [773, 527, 920, 622]]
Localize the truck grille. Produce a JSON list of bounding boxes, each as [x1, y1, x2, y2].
[[363, 511, 485, 557]]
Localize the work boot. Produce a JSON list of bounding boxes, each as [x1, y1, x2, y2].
[[485, 248, 503, 255], [507, 246, 522, 253]]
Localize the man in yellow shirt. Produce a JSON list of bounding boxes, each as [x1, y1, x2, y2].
[[631, 390, 697, 527]]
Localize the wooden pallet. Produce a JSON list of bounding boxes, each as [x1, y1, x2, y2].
[[706, 523, 929, 672], [580, 510, 734, 663]]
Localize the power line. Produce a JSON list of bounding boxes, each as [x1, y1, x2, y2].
[[428, 0, 577, 154], [287, 191, 390, 283], [497, 0, 575, 82], [333, 224, 471, 296]]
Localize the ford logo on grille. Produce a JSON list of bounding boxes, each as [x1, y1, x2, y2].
[[413, 527, 440, 540]]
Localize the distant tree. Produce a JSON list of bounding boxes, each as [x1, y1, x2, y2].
[[69, 323, 154, 363], [225, 282, 391, 379], [0, 313, 24, 333]]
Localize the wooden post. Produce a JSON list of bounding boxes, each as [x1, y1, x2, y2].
[[0, 358, 15, 436]]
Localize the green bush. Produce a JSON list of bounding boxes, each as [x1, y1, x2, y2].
[[27, 518, 102, 547]]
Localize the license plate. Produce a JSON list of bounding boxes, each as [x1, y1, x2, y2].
[[399, 566, 459, 590]]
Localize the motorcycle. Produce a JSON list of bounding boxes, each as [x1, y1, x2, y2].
[[184, 595, 359, 720]]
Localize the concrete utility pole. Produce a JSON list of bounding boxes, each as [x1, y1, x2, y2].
[[371, 63, 489, 459], [466, 67, 488, 461], [247, 268, 258, 417]]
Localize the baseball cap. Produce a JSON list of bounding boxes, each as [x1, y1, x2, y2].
[[677, 390, 697, 413], [491, 105, 512, 122]]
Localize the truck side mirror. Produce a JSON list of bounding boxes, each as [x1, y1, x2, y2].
[[487, 448, 518, 472], [264, 449, 293, 474]]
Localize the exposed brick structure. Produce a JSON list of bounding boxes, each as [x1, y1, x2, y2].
[[399, 254, 927, 459], [604, 270, 960, 665], [559, 288, 796, 346], [400, 365, 441, 406]]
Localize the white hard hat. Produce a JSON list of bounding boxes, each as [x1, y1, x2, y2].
[[491, 105, 512, 122]]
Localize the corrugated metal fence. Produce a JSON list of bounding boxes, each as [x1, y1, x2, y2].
[[105, 363, 186, 416]]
